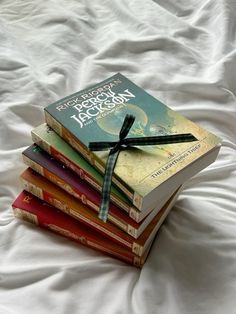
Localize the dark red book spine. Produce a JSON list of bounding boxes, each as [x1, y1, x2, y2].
[[12, 191, 145, 267]]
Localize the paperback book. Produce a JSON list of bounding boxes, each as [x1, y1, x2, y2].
[[22, 144, 171, 238], [20, 167, 180, 256], [44, 73, 221, 212], [31, 123, 171, 221], [12, 191, 152, 267]]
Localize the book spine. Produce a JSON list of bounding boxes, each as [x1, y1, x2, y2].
[[32, 129, 141, 222], [12, 206, 142, 267], [45, 112, 140, 206], [31, 130, 101, 191], [85, 240, 142, 267], [20, 176, 143, 255], [22, 154, 138, 238]]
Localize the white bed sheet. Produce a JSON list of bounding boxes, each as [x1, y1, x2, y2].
[[1, 1, 236, 313]]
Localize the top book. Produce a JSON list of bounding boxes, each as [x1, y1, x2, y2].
[[44, 73, 221, 211]]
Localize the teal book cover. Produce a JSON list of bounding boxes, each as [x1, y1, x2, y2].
[[45, 73, 221, 209]]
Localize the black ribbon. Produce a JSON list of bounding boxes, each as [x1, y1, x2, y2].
[[89, 114, 197, 222]]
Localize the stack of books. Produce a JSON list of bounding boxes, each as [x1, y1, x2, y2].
[[12, 73, 221, 267]]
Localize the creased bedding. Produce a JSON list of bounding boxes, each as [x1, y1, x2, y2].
[[1, 1, 236, 313]]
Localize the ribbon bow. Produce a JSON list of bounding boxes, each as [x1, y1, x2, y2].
[[89, 114, 197, 222]]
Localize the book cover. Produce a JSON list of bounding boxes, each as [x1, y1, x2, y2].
[[12, 191, 151, 267], [44, 73, 221, 211], [22, 144, 173, 238], [20, 168, 180, 256], [31, 123, 168, 221]]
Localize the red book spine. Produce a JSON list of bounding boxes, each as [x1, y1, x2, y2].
[[12, 191, 144, 267]]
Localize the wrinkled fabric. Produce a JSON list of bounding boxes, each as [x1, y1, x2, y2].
[[0, 1, 236, 313]]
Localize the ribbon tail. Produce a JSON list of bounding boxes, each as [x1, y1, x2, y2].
[[98, 150, 119, 222], [123, 133, 198, 146]]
